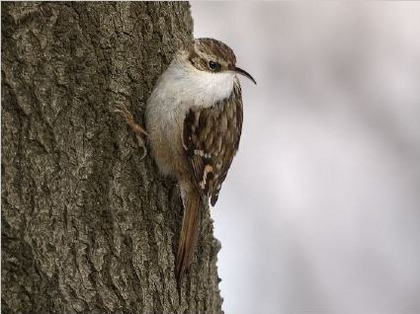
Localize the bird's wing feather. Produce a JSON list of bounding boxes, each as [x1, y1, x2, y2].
[[182, 82, 243, 206]]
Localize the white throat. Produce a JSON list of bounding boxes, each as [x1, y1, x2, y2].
[[161, 58, 236, 107]]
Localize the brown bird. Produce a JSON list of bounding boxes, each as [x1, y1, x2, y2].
[[116, 38, 256, 283]]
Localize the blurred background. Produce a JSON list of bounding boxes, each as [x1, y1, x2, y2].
[[191, 3, 420, 314]]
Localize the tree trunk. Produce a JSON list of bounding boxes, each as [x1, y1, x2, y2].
[[1, 2, 223, 313]]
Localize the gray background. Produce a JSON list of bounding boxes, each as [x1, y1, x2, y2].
[[191, 2, 420, 314]]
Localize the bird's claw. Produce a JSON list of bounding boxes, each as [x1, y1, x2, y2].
[[135, 135, 148, 160], [114, 104, 149, 159]]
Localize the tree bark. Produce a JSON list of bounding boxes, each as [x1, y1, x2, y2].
[[1, 2, 223, 313]]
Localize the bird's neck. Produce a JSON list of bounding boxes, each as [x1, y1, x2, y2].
[[166, 57, 238, 107]]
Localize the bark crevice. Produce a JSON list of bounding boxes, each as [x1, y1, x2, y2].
[[2, 2, 223, 313]]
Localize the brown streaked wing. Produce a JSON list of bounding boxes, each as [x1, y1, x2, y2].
[[182, 82, 243, 206]]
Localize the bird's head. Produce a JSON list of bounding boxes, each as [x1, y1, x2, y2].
[[186, 38, 256, 85]]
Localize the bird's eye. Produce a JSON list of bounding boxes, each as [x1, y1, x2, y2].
[[208, 61, 219, 71]]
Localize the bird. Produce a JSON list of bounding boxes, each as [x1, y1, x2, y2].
[[116, 37, 256, 283]]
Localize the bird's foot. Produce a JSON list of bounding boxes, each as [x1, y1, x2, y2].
[[115, 104, 149, 159]]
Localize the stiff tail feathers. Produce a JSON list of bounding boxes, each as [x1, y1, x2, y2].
[[175, 188, 203, 284]]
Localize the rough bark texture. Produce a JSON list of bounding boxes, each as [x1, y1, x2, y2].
[[1, 2, 223, 313]]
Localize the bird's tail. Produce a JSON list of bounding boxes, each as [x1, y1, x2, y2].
[[176, 186, 203, 283]]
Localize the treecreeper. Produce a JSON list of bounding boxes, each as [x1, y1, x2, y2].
[[116, 38, 256, 284]]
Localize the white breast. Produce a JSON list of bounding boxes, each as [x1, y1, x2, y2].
[[145, 58, 236, 176]]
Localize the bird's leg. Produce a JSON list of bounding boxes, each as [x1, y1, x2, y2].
[[115, 104, 149, 159]]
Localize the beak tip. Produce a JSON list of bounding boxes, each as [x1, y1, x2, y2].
[[234, 66, 257, 86]]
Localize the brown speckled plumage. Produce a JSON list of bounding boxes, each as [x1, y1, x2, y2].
[[120, 37, 255, 284], [189, 38, 237, 72], [183, 80, 243, 206]]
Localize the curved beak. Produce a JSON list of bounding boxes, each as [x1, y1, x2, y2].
[[234, 66, 257, 85]]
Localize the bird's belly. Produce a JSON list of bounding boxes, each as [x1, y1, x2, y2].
[[146, 98, 188, 177]]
